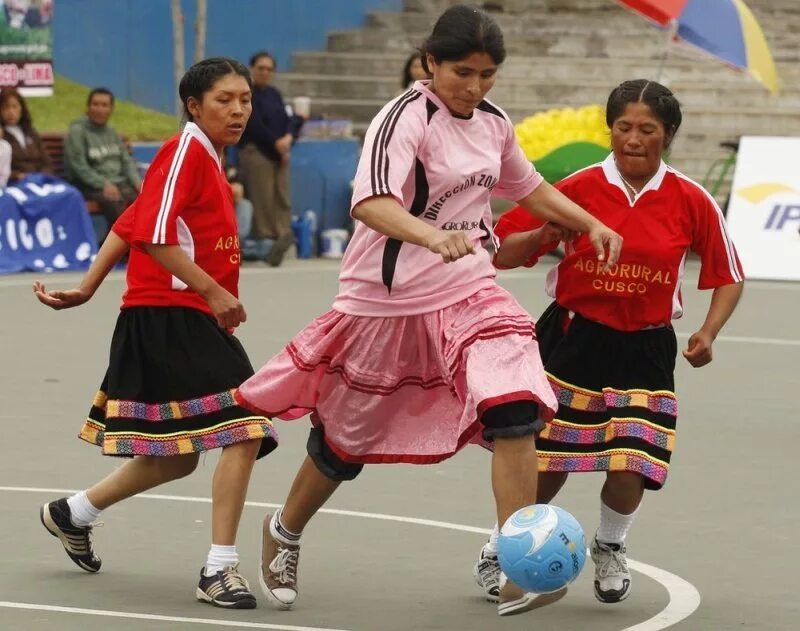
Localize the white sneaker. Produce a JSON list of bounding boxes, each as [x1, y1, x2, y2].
[[591, 536, 632, 603], [473, 544, 501, 602]]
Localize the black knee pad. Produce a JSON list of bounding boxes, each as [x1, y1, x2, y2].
[[481, 400, 544, 442], [306, 427, 364, 481]]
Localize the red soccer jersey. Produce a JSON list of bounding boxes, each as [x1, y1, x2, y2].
[[112, 123, 240, 315], [494, 155, 745, 331]]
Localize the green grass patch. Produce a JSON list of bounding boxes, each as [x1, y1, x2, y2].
[[27, 75, 179, 141]]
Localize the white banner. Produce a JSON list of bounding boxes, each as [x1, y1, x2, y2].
[[726, 136, 800, 281]]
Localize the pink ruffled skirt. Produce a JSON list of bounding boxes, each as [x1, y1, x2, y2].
[[236, 285, 556, 464]]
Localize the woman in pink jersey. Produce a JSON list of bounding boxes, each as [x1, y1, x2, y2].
[[473, 80, 745, 606], [33, 58, 276, 609], [237, 5, 621, 616]]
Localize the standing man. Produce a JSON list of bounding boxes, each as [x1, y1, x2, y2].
[[238, 51, 300, 267], [64, 88, 141, 233]]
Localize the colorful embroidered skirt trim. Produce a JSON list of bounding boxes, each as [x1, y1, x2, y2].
[[534, 302, 679, 490], [79, 306, 278, 459]]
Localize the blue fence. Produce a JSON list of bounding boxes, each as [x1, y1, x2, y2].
[[54, 0, 401, 114]]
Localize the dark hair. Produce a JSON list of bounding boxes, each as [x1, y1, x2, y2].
[[87, 87, 114, 106], [401, 52, 421, 89], [606, 79, 683, 148], [249, 50, 275, 69], [419, 4, 506, 74], [179, 57, 252, 122], [0, 88, 34, 133]]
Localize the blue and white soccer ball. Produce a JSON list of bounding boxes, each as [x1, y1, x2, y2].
[[497, 504, 586, 594]]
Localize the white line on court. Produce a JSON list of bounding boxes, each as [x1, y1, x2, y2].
[[2, 261, 799, 291], [5, 270, 799, 348], [674, 332, 800, 347], [1, 486, 700, 631], [0, 601, 350, 631]]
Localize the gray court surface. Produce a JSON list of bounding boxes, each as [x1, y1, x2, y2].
[[1, 258, 798, 630]]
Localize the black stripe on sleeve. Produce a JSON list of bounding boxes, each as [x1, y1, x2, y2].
[[370, 90, 422, 196], [370, 90, 413, 196]]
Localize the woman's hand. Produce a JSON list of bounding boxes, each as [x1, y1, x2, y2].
[[204, 285, 247, 329], [587, 222, 623, 271], [33, 281, 92, 310], [541, 222, 577, 243], [425, 230, 475, 263], [682, 329, 714, 367]]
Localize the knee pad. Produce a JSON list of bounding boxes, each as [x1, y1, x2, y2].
[[481, 400, 544, 442], [306, 427, 364, 482]]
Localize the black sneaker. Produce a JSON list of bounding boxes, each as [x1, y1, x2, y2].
[[40, 498, 102, 573], [196, 564, 257, 609]]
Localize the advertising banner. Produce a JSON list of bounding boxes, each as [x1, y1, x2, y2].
[[0, 0, 54, 96], [0, 175, 97, 275], [725, 136, 800, 281]]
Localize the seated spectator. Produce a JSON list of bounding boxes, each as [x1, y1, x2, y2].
[[226, 162, 253, 241], [64, 87, 141, 230], [0, 87, 53, 181], [0, 128, 11, 187]]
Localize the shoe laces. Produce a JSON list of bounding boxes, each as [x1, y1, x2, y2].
[[595, 542, 629, 579], [477, 550, 501, 593], [65, 521, 103, 556], [270, 547, 299, 585], [220, 564, 251, 593]]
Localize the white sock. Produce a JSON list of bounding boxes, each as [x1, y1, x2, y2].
[[270, 508, 301, 545], [485, 524, 500, 555], [66, 491, 102, 527], [204, 544, 239, 576], [597, 500, 639, 545]]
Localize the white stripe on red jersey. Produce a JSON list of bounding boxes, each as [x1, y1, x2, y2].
[[494, 154, 745, 331]]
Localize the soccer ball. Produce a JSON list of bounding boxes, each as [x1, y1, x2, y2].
[[497, 504, 586, 594]]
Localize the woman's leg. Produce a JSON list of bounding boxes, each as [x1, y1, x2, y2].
[[85, 453, 200, 509], [210, 439, 261, 546], [537, 471, 569, 504], [600, 471, 644, 516], [280, 455, 341, 533], [195, 439, 262, 610], [41, 453, 199, 573], [491, 434, 538, 528], [591, 471, 644, 604], [260, 428, 363, 610]]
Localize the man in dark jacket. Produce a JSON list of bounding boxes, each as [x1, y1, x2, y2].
[[238, 51, 302, 266]]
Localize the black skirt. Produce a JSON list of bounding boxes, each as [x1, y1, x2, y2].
[[80, 306, 278, 459], [534, 302, 678, 490]]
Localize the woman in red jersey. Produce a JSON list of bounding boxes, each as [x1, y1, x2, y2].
[[474, 80, 744, 605], [33, 58, 277, 610]]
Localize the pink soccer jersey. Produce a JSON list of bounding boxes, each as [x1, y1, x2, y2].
[[333, 81, 543, 316]]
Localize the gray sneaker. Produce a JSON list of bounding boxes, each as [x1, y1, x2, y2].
[[591, 537, 632, 603], [259, 514, 300, 610], [473, 543, 501, 602]]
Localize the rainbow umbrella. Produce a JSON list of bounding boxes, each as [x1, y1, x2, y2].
[[616, 0, 779, 93]]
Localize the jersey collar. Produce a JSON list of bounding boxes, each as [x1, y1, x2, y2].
[[183, 122, 222, 171], [601, 153, 667, 206]]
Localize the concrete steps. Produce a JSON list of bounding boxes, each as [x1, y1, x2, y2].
[[291, 51, 800, 83], [291, 96, 800, 135], [281, 0, 800, 197], [275, 72, 800, 108]]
